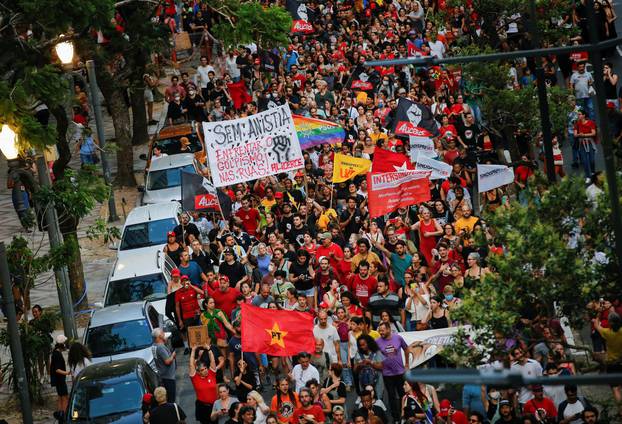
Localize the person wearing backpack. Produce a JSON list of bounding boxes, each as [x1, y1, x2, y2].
[[352, 334, 384, 395], [146, 386, 187, 424], [152, 328, 177, 402]]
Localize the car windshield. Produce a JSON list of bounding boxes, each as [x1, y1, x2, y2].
[[104, 274, 167, 306], [147, 164, 194, 190], [69, 378, 143, 420], [156, 133, 203, 155], [119, 218, 176, 250], [85, 319, 152, 357]]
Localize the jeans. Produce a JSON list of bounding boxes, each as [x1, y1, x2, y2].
[[577, 97, 595, 120], [162, 378, 176, 403], [339, 342, 353, 386], [568, 133, 580, 164], [578, 146, 596, 178], [383, 374, 405, 421]]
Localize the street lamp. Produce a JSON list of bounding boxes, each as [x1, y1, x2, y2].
[[0, 124, 18, 160], [54, 38, 74, 66]]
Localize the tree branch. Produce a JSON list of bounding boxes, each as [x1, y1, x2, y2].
[[114, 0, 159, 7]]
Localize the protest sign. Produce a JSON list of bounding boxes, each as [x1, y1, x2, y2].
[[332, 153, 371, 183], [202, 104, 304, 187], [367, 170, 431, 218], [415, 154, 452, 180], [398, 326, 470, 368], [477, 164, 515, 192], [188, 326, 209, 348], [409, 134, 436, 161]]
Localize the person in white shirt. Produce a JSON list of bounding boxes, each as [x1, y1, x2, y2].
[[428, 35, 446, 59], [510, 347, 543, 405], [313, 310, 341, 364], [290, 352, 320, 392], [196, 56, 215, 95], [225, 50, 241, 82]]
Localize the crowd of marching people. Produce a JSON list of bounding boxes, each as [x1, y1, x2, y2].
[[48, 0, 622, 422]]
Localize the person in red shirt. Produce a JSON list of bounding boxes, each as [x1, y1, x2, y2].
[[438, 399, 467, 424], [514, 155, 536, 191], [235, 196, 260, 236], [573, 109, 598, 180], [292, 388, 326, 424], [523, 385, 558, 420], [348, 261, 377, 308], [208, 275, 241, 319], [175, 275, 203, 354], [315, 232, 344, 271], [189, 345, 218, 424], [270, 377, 301, 424]]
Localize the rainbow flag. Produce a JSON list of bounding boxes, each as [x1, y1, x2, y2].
[[293, 115, 345, 150]]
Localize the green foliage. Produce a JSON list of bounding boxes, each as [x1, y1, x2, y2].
[[211, 1, 292, 49], [87, 218, 122, 244], [16, 0, 112, 36], [0, 311, 59, 403]]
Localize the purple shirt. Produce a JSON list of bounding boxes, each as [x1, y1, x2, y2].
[[375, 333, 408, 376]]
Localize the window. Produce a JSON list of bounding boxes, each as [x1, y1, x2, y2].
[[157, 133, 203, 155], [147, 164, 195, 190], [69, 379, 142, 420], [104, 274, 167, 306], [119, 218, 176, 250], [146, 306, 160, 329], [85, 319, 152, 357]]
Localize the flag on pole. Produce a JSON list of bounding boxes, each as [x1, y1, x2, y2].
[[414, 154, 452, 180], [332, 153, 371, 183], [286, 0, 314, 33], [367, 170, 431, 218], [409, 134, 436, 161], [392, 97, 439, 136], [477, 164, 515, 192], [240, 303, 315, 356], [181, 171, 232, 217], [293, 115, 345, 150], [371, 148, 414, 172]]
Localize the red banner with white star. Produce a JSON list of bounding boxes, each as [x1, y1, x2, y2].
[[240, 303, 315, 356]]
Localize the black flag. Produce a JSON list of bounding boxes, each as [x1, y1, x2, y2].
[[181, 171, 232, 218], [393, 97, 439, 136]]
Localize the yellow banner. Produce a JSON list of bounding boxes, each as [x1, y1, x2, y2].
[[332, 153, 372, 183]]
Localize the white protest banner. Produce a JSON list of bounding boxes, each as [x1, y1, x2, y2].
[[415, 153, 452, 180], [477, 164, 515, 193], [202, 104, 304, 187], [409, 134, 436, 161], [398, 326, 470, 368]]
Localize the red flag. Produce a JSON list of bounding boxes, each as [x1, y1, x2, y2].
[[367, 171, 431, 218], [291, 20, 314, 33], [240, 303, 315, 356], [351, 80, 374, 90], [371, 148, 414, 172], [226, 81, 252, 110]]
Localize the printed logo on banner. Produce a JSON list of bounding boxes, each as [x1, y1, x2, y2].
[[395, 122, 431, 137], [203, 104, 304, 187], [409, 135, 436, 160], [194, 193, 218, 210], [415, 154, 452, 180]]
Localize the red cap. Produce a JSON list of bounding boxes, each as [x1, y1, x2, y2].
[[167, 231, 176, 237], [171, 268, 181, 277], [607, 101, 616, 109], [295, 170, 304, 177], [143, 393, 153, 403], [439, 399, 452, 417], [275, 192, 284, 198], [181, 275, 190, 281], [254, 58, 261, 65]]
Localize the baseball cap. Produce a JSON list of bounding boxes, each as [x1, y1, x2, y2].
[[167, 231, 176, 237], [318, 232, 332, 240], [56, 334, 68, 345], [607, 101, 616, 109], [254, 58, 260, 65], [499, 400, 511, 406], [142, 393, 153, 404], [295, 170, 304, 177], [171, 268, 181, 277], [531, 384, 544, 391], [181, 275, 190, 281], [439, 399, 452, 417], [398, 88, 407, 94], [333, 406, 345, 413], [275, 192, 284, 199], [223, 248, 235, 255]]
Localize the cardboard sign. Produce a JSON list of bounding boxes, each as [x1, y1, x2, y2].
[[187, 325, 209, 348]]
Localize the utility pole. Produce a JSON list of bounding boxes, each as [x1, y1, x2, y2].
[[86, 60, 119, 222], [529, 0, 556, 183], [0, 242, 34, 424], [35, 156, 77, 340]]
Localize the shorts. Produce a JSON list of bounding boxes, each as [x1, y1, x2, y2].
[[195, 399, 213, 424], [298, 287, 315, 297], [54, 380, 68, 396], [144, 88, 154, 103], [180, 316, 199, 333]]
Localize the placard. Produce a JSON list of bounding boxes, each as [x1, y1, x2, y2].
[[202, 104, 304, 187], [188, 325, 209, 348]]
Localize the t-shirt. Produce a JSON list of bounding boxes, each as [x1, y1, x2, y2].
[[175, 287, 200, 320], [313, 325, 340, 362], [292, 405, 326, 424], [179, 261, 203, 287], [154, 344, 176, 380], [375, 334, 409, 376], [209, 287, 241, 318], [510, 359, 543, 403], [218, 261, 247, 287], [236, 207, 260, 236], [390, 252, 412, 287], [368, 292, 401, 326], [348, 275, 377, 307], [523, 397, 558, 418], [454, 216, 480, 235], [570, 71, 593, 99], [149, 402, 187, 424], [191, 369, 218, 404], [50, 349, 66, 386], [351, 251, 381, 272], [271, 392, 301, 423], [598, 327, 622, 363], [315, 243, 344, 270]]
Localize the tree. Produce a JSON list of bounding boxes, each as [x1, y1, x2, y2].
[[445, 176, 618, 366]]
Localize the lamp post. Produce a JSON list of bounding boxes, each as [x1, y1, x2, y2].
[[55, 40, 118, 222], [0, 125, 77, 340]]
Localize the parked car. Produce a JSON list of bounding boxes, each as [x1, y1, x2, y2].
[[65, 358, 158, 423], [144, 121, 206, 168], [140, 153, 203, 204], [117, 201, 181, 254], [84, 301, 164, 366]]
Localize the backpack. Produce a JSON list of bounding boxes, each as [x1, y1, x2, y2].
[[359, 364, 377, 388]]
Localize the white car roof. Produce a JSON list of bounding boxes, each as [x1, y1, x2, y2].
[[109, 249, 165, 281], [124, 202, 181, 226], [148, 153, 195, 171], [89, 302, 148, 327]]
